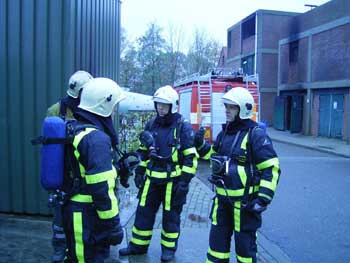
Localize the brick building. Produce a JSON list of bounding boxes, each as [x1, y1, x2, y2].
[[221, 0, 350, 142]]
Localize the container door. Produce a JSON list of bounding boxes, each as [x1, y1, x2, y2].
[[179, 91, 192, 123], [319, 95, 331, 137], [273, 96, 286, 130], [290, 95, 303, 133], [330, 95, 343, 138]]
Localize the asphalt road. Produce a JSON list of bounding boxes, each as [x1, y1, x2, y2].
[[197, 142, 350, 263]]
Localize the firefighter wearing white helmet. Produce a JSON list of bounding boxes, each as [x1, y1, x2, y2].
[[45, 70, 93, 263], [79, 77, 126, 117], [194, 87, 281, 263], [152, 85, 179, 114], [119, 85, 198, 262], [62, 77, 125, 263], [47, 70, 93, 118], [221, 87, 255, 119], [67, 70, 93, 98]]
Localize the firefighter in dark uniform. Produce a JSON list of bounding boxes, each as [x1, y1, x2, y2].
[[62, 78, 126, 263], [119, 85, 198, 262], [46, 70, 93, 263], [194, 87, 280, 263]]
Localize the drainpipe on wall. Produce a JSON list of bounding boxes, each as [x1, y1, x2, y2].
[[348, 88, 350, 144], [254, 12, 261, 122]]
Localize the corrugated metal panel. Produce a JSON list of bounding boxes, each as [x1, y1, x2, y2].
[[0, 0, 121, 214]]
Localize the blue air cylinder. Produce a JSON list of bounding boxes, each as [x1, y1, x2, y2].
[[40, 116, 66, 190]]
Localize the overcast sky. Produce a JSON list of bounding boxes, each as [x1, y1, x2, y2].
[[121, 0, 330, 48]]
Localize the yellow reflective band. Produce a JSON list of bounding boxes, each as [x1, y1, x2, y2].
[[206, 259, 214, 263], [139, 161, 147, 167], [237, 254, 253, 263], [72, 128, 96, 177], [73, 212, 85, 262], [183, 147, 198, 156], [216, 186, 258, 197], [161, 239, 176, 248], [131, 237, 151, 246], [146, 166, 181, 178], [256, 157, 279, 170], [234, 201, 241, 232], [139, 146, 148, 151], [71, 194, 93, 203], [182, 165, 196, 174], [165, 181, 173, 211], [208, 248, 230, 259], [97, 178, 119, 219], [73, 128, 96, 149], [132, 226, 152, 236], [241, 133, 249, 150], [171, 147, 178, 162], [85, 169, 116, 184], [258, 192, 272, 201], [202, 147, 216, 160], [140, 178, 150, 207], [212, 197, 218, 225], [260, 178, 278, 192], [161, 229, 179, 239], [237, 165, 247, 186]]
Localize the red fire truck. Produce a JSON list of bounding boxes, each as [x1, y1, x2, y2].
[[174, 69, 259, 142]]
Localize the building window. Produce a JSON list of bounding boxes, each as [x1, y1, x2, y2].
[[242, 16, 255, 40], [241, 55, 255, 75], [227, 31, 232, 48], [289, 40, 299, 64]]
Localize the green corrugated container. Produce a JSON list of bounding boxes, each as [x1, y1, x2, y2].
[[0, 0, 121, 214]]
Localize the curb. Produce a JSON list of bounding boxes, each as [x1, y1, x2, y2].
[[270, 137, 350, 158]]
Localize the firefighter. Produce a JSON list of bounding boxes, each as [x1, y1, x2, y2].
[[62, 78, 126, 263], [119, 85, 198, 262], [194, 87, 280, 263], [46, 70, 93, 263]]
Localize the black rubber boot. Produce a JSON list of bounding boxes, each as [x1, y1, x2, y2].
[[161, 248, 175, 262], [119, 244, 147, 256]]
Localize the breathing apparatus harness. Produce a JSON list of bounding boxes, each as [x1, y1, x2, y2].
[[209, 125, 258, 208], [139, 117, 184, 177]]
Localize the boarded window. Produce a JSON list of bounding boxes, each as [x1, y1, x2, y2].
[[289, 40, 299, 64]]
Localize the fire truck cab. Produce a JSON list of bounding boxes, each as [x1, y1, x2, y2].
[[174, 68, 259, 142]]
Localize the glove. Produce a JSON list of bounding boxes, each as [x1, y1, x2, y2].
[[120, 175, 130, 188], [194, 127, 205, 148], [107, 224, 124, 246], [247, 198, 268, 213], [134, 173, 145, 189]]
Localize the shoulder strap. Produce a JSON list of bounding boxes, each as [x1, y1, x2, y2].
[[242, 126, 258, 207], [145, 116, 156, 131], [175, 117, 185, 147], [59, 99, 67, 119]]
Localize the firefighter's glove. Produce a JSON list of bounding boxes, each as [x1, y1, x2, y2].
[[120, 176, 130, 188], [194, 127, 205, 149], [247, 198, 268, 213], [134, 173, 145, 189], [107, 224, 124, 246]]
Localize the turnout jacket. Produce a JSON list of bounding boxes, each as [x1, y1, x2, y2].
[[66, 113, 120, 229], [197, 119, 280, 204], [136, 113, 198, 184]]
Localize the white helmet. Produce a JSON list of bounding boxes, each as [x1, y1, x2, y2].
[[67, 70, 93, 98], [221, 87, 255, 119], [78, 78, 126, 117], [152, 85, 179, 114]]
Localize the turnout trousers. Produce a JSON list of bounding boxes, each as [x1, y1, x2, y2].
[[206, 197, 262, 263], [62, 200, 110, 263], [129, 177, 189, 253]]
